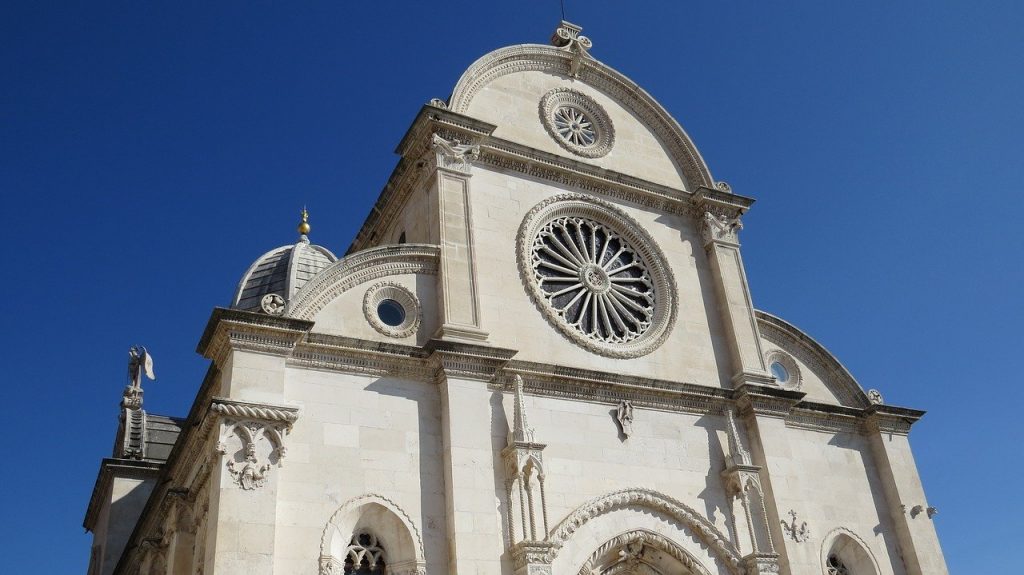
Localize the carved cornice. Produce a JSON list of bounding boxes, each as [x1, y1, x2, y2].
[[863, 404, 923, 436], [496, 361, 733, 415], [426, 339, 518, 382], [348, 106, 758, 255], [785, 404, 863, 434], [196, 308, 313, 366], [290, 334, 433, 380], [734, 383, 805, 419]]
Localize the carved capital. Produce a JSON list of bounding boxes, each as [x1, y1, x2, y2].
[[741, 553, 781, 575], [511, 541, 557, 575], [701, 210, 744, 247], [430, 133, 479, 174]]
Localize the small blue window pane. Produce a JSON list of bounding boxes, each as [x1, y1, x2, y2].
[[377, 299, 406, 327], [770, 361, 789, 383]]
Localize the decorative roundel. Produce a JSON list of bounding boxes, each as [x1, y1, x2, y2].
[[539, 88, 614, 158], [765, 349, 802, 390], [517, 194, 677, 358], [260, 293, 286, 316], [363, 281, 421, 339]]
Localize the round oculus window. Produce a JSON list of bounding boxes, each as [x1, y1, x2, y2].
[[765, 350, 801, 390], [539, 88, 614, 158], [377, 299, 406, 327], [363, 282, 420, 338], [517, 194, 676, 358]]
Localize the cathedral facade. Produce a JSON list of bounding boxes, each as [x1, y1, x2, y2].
[[83, 22, 948, 575]]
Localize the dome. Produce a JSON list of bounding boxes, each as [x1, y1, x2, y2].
[[232, 232, 337, 315]]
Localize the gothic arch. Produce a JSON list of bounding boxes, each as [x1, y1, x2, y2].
[[578, 529, 714, 575], [319, 493, 425, 575], [819, 528, 881, 575], [447, 44, 714, 192], [286, 244, 439, 320], [547, 488, 742, 574]]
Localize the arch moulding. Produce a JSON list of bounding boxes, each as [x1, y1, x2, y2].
[[545, 487, 743, 574], [447, 43, 715, 192], [319, 492, 426, 563]]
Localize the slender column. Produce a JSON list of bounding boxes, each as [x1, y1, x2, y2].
[[865, 407, 949, 575], [426, 134, 488, 343]]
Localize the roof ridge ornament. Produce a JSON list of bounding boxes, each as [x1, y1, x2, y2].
[[550, 20, 592, 78]]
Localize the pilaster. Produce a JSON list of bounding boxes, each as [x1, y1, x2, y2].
[[863, 406, 948, 575], [430, 340, 516, 575], [694, 186, 773, 388], [425, 133, 489, 343]]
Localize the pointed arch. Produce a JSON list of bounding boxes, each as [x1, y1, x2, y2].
[[547, 488, 742, 574], [319, 493, 425, 575], [578, 529, 714, 575], [448, 44, 714, 191], [819, 528, 881, 575]]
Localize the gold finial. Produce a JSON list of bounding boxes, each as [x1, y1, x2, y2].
[[297, 207, 311, 236]]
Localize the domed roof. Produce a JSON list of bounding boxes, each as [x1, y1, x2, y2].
[[231, 212, 338, 314]]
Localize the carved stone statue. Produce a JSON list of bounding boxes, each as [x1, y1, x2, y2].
[[616, 400, 634, 438], [123, 346, 155, 409]]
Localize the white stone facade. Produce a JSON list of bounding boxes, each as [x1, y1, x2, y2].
[[84, 21, 947, 575]]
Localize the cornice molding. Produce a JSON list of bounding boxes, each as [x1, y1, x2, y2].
[[197, 308, 313, 366], [347, 106, 758, 256], [83, 459, 163, 533]]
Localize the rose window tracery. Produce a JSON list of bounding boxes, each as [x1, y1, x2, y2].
[[539, 88, 614, 158], [531, 216, 654, 343], [517, 194, 677, 358], [553, 106, 597, 147]]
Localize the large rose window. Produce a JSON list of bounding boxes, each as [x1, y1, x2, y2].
[[517, 194, 676, 358]]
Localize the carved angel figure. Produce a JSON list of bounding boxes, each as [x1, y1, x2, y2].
[[617, 400, 634, 438]]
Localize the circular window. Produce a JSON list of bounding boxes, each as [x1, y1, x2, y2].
[[765, 350, 801, 390], [770, 361, 789, 384], [517, 194, 676, 358], [363, 282, 420, 338], [377, 299, 406, 326], [539, 88, 614, 158]]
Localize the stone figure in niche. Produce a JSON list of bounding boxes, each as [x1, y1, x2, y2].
[[616, 400, 634, 438]]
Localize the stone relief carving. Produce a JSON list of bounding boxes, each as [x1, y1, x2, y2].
[[260, 293, 286, 316], [517, 193, 678, 359], [210, 398, 298, 491], [550, 20, 593, 78], [616, 400, 634, 438], [700, 211, 744, 246], [431, 132, 479, 172], [427, 97, 447, 109], [867, 389, 884, 404], [780, 510, 810, 543], [576, 529, 713, 575]]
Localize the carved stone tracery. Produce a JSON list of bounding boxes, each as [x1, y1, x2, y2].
[[210, 398, 298, 491]]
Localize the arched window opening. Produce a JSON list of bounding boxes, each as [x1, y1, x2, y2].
[[826, 554, 849, 575], [344, 533, 386, 574]]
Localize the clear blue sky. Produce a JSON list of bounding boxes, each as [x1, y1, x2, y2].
[[2, 2, 1021, 572]]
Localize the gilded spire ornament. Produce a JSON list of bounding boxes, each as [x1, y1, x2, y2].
[[298, 207, 311, 238]]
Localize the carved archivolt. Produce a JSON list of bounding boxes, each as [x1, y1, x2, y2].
[[546, 488, 742, 573], [319, 493, 426, 572], [447, 44, 714, 191], [286, 244, 440, 321], [577, 529, 713, 575], [517, 194, 678, 359]]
